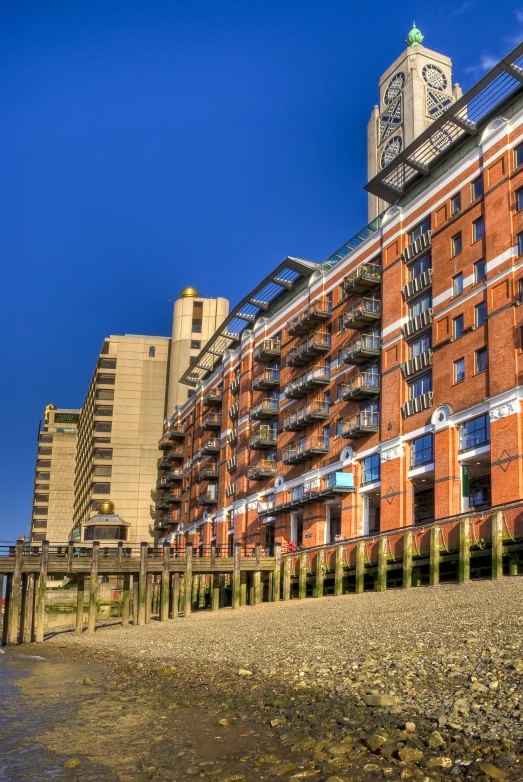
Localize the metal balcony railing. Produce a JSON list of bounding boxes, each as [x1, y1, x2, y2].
[[249, 427, 278, 449], [168, 424, 185, 440], [286, 332, 331, 367], [402, 391, 433, 418], [247, 459, 277, 480], [283, 399, 329, 431], [402, 308, 433, 338], [343, 298, 381, 329], [157, 458, 171, 470], [252, 368, 280, 391], [282, 436, 329, 464], [403, 268, 433, 301], [341, 411, 379, 438], [198, 463, 219, 481], [201, 438, 220, 454], [166, 491, 182, 504], [276, 473, 355, 510], [402, 349, 433, 378], [341, 372, 380, 400], [257, 498, 276, 516], [250, 398, 279, 420], [342, 335, 380, 364], [203, 412, 222, 430], [198, 487, 218, 506], [287, 296, 332, 337], [254, 338, 281, 363], [166, 447, 184, 460], [203, 388, 223, 406], [166, 468, 183, 483], [284, 365, 330, 399], [343, 263, 381, 295]]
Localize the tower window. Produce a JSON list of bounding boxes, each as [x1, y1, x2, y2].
[[191, 340, 201, 350], [408, 218, 431, 243], [149, 346, 156, 357], [471, 176, 483, 201], [450, 193, 461, 215], [451, 232, 462, 257]]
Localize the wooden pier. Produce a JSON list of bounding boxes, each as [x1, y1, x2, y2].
[[1, 503, 522, 645]]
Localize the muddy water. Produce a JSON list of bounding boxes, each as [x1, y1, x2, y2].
[[0, 649, 279, 781]]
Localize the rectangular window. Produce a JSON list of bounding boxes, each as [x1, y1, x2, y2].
[[516, 187, 523, 212], [453, 314, 464, 339], [39, 434, 53, 443], [94, 448, 113, 459], [408, 217, 431, 243], [410, 434, 433, 468], [460, 414, 490, 450], [191, 318, 202, 333], [454, 357, 465, 383], [94, 421, 112, 433], [95, 407, 113, 417], [475, 301, 487, 327], [515, 142, 523, 168], [338, 316, 346, 334], [94, 465, 112, 476], [33, 507, 48, 515], [518, 231, 523, 256], [148, 346, 156, 357], [409, 253, 431, 280], [190, 340, 201, 350], [37, 460, 51, 468], [471, 175, 483, 201], [35, 484, 49, 491], [94, 437, 111, 444], [472, 216, 485, 242], [450, 193, 461, 215], [409, 292, 432, 318], [451, 232, 462, 257], [452, 272, 463, 297], [99, 358, 116, 369], [92, 482, 111, 494], [97, 374, 115, 385], [474, 259, 487, 283], [476, 346, 488, 373], [409, 333, 432, 358], [96, 389, 114, 400], [409, 373, 432, 399], [34, 494, 49, 502], [38, 447, 52, 455], [362, 453, 380, 484], [36, 472, 51, 481]]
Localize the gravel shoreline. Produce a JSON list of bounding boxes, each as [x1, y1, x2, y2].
[[39, 579, 523, 781]]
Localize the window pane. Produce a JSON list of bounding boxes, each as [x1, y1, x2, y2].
[[454, 358, 465, 383], [97, 374, 115, 384], [450, 193, 461, 215], [516, 188, 523, 211], [362, 453, 380, 483], [452, 233, 462, 256], [474, 259, 486, 283], [515, 143, 523, 168], [94, 465, 112, 476], [476, 347, 488, 372], [410, 373, 432, 399], [409, 293, 431, 317], [408, 218, 431, 243], [453, 315, 464, 338], [191, 340, 201, 349], [95, 407, 113, 417], [411, 434, 433, 467], [94, 421, 112, 433], [409, 333, 432, 358], [471, 176, 483, 200], [475, 301, 487, 327], [460, 414, 489, 449], [518, 232, 523, 256], [92, 483, 111, 494], [96, 389, 114, 400], [453, 273, 463, 297], [410, 253, 431, 280], [472, 217, 484, 242], [99, 358, 116, 369]]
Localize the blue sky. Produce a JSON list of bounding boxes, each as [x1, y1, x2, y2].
[[0, 0, 521, 541]]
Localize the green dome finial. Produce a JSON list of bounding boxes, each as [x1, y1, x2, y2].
[[405, 22, 424, 47]]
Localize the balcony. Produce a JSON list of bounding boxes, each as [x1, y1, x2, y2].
[[254, 338, 281, 363], [402, 392, 433, 418], [286, 332, 331, 367], [402, 349, 433, 379], [155, 498, 170, 511], [341, 372, 380, 401], [155, 510, 181, 528], [198, 486, 218, 506], [168, 424, 185, 440], [402, 230, 432, 264], [252, 368, 280, 391], [341, 411, 379, 438], [276, 473, 355, 510], [402, 308, 433, 338], [201, 438, 220, 455], [166, 490, 182, 504], [249, 426, 278, 449], [159, 437, 172, 450], [283, 399, 329, 431], [166, 468, 183, 483], [247, 459, 277, 480], [251, 398, 279, 420], [403, 269, 433, 302], [284, 365, 330, 399], [257, 498, 276, 516], [343, 263, 381, 295], [156, 477, 169, 490], [203, 388, 223, 407], [167, 447, 184, 460], [154, 519, 169, 530], [282, 436, 329, 464], [157, 458, 171, 470], [342, 335, 380, 364], [287, 297, 332, 337], [203, 412, 222, 431], [199, 463, 219, 481], [343, 298, 381, 329]]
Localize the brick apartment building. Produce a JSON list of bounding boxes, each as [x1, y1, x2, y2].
[[155, 35, 523, 553]]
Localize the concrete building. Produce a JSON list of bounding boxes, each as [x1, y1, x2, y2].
[[154, 34, 523, 553], [367, 23, 462, 221], [30, 405, 80, 543], [167, 287, 229, 411]]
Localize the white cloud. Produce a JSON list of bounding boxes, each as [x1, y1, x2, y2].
[[465, 53, 499, 75], [516, 8, 523, 23]]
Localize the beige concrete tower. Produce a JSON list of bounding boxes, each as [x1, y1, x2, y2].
[[167, 288, 229, 412], [31, 406, 80, 543], [367, 24, 462, 220]]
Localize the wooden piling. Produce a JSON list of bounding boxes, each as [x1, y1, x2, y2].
[[509, 555, 519, 576], [314, 549, 325, 598], [253, 543, 261, 605], [2, 575, 12, 645], [402, 531, 413, 589], [272, 542, 281, 602], [240, 572, 247, 606], [298, 551, 307, 599], [34, 541, 49, 643], [160, 543, 170, 621], [459, 518, 470, 583], [171, 572, 180, 618], [7, 541, 23, 645], [429, 526, 440, 586], [198, 574, 207, 609], [491, 511, 503, 580], [87, 542, 100, 633], [211, 573, 220, 610], [282, 556, 291, 601], [334, 546, 344, 597], [376, 537, 387, 592], [121, 573, 130, 627], [184, 544, 192, 618], [76, 574, 85, 634], [132, 574, 139, 625], [145, 576, 153, 623], [232, 543, 241, 609], [19, 574, 33, 644], [67, 542, 74, 573], [355, 541, 365, 594], [191, 574, 199, 611], [138, 543, 147, 625]]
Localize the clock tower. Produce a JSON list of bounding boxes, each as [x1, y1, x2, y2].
[[367, 24, 462, 220]]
